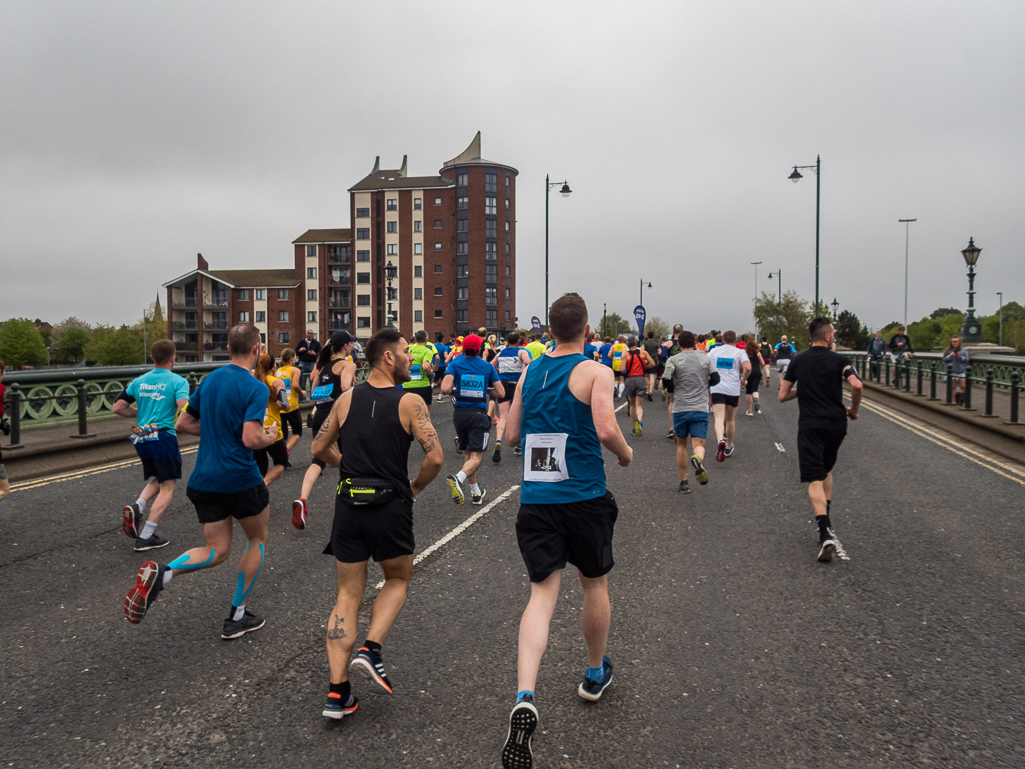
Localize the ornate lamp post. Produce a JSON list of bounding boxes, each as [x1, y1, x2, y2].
[[385, 261, 398, 331], [960, 238, 983, 343], [545, 175, 572, 326], [830, 297, 839, 322], [899, 218, 917, 326], [788, 156, 821, 313]]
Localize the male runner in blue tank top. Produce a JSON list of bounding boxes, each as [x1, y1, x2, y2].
[[501, 293, 633, 769]]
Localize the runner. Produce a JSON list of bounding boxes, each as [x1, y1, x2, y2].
[[122, 324, 278, 639], [493, 332, 532, 464], [709, 330, 751, 462], [663, 331, 683, 438], [775, 335, 795, 377], [598, 336, 613, 369], [293, 331, 357, 530], [113, 340, 190, 551], [313, 329, 444, 719], [642, 332, 661, 400], [778, 318, 862, 561], [759, 337, 773, 388], [526, 334, 546, 360], [610, 334, 628, 398], [743, 336, 764, 416], [621, 336, 654, 436], [275, 349, 306, 454], [583, 333, 601, 362], [253, 353, 290, 488], [403, 330, 436, 412], [501, 293, 632, 769], [433, 333, 450, 402], [662, 331, 719, 493], [0, 359, 8, 503], [442, 334, 504, 505]]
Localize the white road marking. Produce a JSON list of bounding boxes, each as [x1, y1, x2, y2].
[[774, 442, 786, 453], [831, 533, 850, 562]]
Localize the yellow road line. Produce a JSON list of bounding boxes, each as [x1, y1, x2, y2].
[[10, 446, 199, 493]]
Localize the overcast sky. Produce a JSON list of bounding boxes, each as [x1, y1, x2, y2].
[[2, 1, 1023, 335]]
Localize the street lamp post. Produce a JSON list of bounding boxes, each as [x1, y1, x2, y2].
[[960, 238, 983, 343], [603, 302, 607, 339], [545, 174, 572, 326], [997, 291, 1004, 347], [767, 269, 782, 337], [384, 261, 398, 331], [831, 297, 839, 322], [639, 279, 651, 306], [750, 261, 762, 333], [788, 156, 821, 313], [899, 218, 917, 326]]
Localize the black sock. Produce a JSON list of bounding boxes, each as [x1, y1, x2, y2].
[[365, 640, 382, 656], [826, 499, 831, 514], [817, 515, 832, 537], [329, 681, 351, 698]]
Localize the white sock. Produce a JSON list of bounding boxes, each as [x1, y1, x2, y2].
[[456, 470, 467, 483], [140, 521, 157, 539], [469, 483, 480, 494], [136, 497, 148, 511], [232, 605, 245, 621], [162, 569, 174, 587]]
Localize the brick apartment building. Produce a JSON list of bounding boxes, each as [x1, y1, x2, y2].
[[165, 133, 517, 360]]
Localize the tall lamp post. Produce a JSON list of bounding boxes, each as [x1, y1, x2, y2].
[[384, 261, 398, 331], [997, 291, 1004, 347], [960, 238, 983, 343], [767, 269, 782, 337], [788, 156, 821, 313], [899, 218, 917, 326], [750, 261, 762, 333], [639, 279, 651, 306], [545, 174, 572, 326], [830, 297, 839, 322]]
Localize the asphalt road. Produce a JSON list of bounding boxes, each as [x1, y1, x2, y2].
[[2, 380, 1024, 768]]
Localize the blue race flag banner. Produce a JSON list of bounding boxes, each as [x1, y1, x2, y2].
[[531, 316, 542, 333], [633, 305, 646, 337]]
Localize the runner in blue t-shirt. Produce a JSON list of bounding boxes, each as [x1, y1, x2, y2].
[[433, 334, 451, 402], [598, 337, 614, 368], [122, 324, 281, 641], [113, 340, 190, 552], [441, 334, 504, 505]]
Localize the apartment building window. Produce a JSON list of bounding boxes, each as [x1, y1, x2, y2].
[[457, 287, 468, 300], [260, 333, 266, 344], [414, 288, 422, 300], [434, 287, 443, 296], [278, 310, 289, 322], [506, 242, 510, 254], [457, 242, 468, 255], [357, 272, 370, 284], [279, 332, 290, 344], [307, 267, 317, 279], [458, 309, 468, 323], [387, 221, 397, 233], [308, 311, 317, 323], [255, 311, 266, 322], [485, 196, 497, 215], [457, 219, 468, 233], [306, 245, 317, 258], [458, 264, 469, 277], [457, 196, 468, 210], [485, 287, 498, 304], [486, 219, 497, 238], [357, 317, 371, 329], [357, 295, 371, 306], [434, 197, 442, 205], [238, 289, 250, 300], [434, 243, 442, 250], [386, 198, 397, 211], [434, 219, 442, 228], [255, 289, 266, 300], [485, 242, 497, 260], [413, 220, 422, 233], [356, 227, 370, 239], [357, 250, 370, 262], [486, 264, 498, 281], [434, 264, 443, 274], [278, 289, 289, 300], [307, 289, 317, 301], [506, 265, 511, 276], [239, 311, 250, 322], [505, 220, 510, 232], [387, 244, 397, 255], [414, 243, 422, 255], [415, 310, 423, 322], [434, 309, 443, 318], [506, 173, 511, 186], [485, 172, 497, 192], [413, 198, 422, 210], [486, 309, 498, 326], [506, 287, 511, 298], [356, 207, 370, 218], [457, 172, 468, 186], [414, 265, 422, 277]]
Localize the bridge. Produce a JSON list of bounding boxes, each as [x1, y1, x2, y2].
[[2, 362, 1025, 767]]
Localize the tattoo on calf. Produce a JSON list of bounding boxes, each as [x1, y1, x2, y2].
[[327, 615, 347, 640]]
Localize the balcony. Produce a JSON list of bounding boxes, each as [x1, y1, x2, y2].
[[172, 297, 198, 309], [172, 320, 199, 330], [328, 319, 351, 332], [327, 253, 350, 265], [203, 319, 229, 330], [203, 342, 227, 352], [328, 297, 350, 309], [174, 341, 198, 352], [203, 294, 230, 309]]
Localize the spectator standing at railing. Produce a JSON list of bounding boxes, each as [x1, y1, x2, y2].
[[0, 358, 9, 502], [888, 325, 914, 387], [866, 330, 887, 381], [943, 336, 971, 405], [295, 329, 322, 394]]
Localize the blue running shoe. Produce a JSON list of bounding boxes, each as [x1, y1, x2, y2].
[[322, 692, 358, 720], [350, 647, 393, 693], [502, 694, 538, 769], [577, 657, 614, 701]]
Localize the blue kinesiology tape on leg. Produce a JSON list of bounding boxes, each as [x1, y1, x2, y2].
[[232, 543, 265, 606], [167, 549, 215, 571]]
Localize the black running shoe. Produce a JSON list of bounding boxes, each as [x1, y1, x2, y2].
[[492, 442, 502, 464], [754, 399, 761, 413], [690, 455, 708, 485], [350, 647, 393, 693], [292, 498, 307, 530], [723, 444, 735, 458], [322, 691, 358, 720], [513, 446, 522, 456], [134, 533, 169, 552], [646, 392, 653, 401], [453, 436, 463, 455], [121, 503, 142, 539], [471, 486, 487, 506], [124, 561, 164, 624], [502, 695, 538, 769], [222, 609, 265, 640], [817, 538, 836, 562], [666, 429, 675, 439], [578, 657, 614, 701], [446, 474, 465, 505], [679, 479, 690, 494], [716, 439, 727, 462]]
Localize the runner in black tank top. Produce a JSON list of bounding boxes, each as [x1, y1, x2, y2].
[[311, 329, 444, 721]]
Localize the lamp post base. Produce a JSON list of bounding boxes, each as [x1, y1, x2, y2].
[[960, 319, 984, 344]]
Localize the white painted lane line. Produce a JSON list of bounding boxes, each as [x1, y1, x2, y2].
[[774, 442, 786, 453], [615, 402, 627, 413], [374, 484, 521, 590]]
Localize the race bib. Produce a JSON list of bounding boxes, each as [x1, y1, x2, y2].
[[459, 373, 485, 400], [311, 384, 333, 401], [410, 363, 422, 381], [523, 433, 570, 482], [282, 378, 291, 394], [715, 356, 734, 370]]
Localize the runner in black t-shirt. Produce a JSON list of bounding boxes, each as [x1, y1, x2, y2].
[[779, 318, 863, 562]]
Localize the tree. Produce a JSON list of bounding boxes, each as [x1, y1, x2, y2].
[[0, 318, 50, 367], [930, 307, 962, 319], [595, 312, 633, 339], [84, 325, 144, 366], [140, 295, 169, 350], [51, 317, 94, 364], [835, 309, 870, 350], [645, 316, 671, 341], [753, 291, 811, 350]]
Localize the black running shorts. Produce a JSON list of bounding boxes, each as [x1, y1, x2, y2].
[[453, 407, 491, 452], [745, 375, 762, 395], [711, 393, 740, 408], [134, 431, 182, 483], [324, 495, 414, 563], [497, 379, 518, 403], [186, 483, 270, 524], [516, 491, 618, 583], [279, 410, 303, 442], [797, 428, 846, 483], [406, 386, 433, 406], [254, 439, 289, 476]]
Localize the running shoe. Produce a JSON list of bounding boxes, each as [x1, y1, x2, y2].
[[817, 537, 836, 563], [134, 533, 169, 552], [292, 498, 307, 530], [222, 609, 266, 640], [636, 420, 643, 437], [493, 415, 499, 425], [754, 399, 761, 413], [121, 503, 143, 539], [453, 436, 463, 455], [724, 444, 735, 458], [666, 429, 675, 439], [350, 647, 393, 693], [502, 694, 538, 769], [690, 455, 708, 485], [578, 657, 614, 701], [322, 692, 358, 720], [471, 486, 486, 506], [124, 561, 164, 624], [513, 446, 522, 456], [715, 439, 727, 462], [492, 442, 502, 464], [679, 479, 690, 494], [660, 389, 667, 402], [745, 411, 753, 417], [436, 394, 446, 403], [446, 475, 465, 505], [646, 392, 653, 402]]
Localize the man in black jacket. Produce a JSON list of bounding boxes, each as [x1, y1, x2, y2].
[[295, 329, 322, 393], [888, 326, 913, 388]]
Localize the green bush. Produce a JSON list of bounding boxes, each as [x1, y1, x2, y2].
[[0, 318, 50, 368]]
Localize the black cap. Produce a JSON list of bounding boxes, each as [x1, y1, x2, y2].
[[330, 330, 352, 348]]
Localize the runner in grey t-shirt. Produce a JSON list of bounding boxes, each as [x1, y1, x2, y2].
[[662, 332, 720, 493]]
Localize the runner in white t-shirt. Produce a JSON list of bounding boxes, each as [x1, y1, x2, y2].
[[708, 330, 751, 462]]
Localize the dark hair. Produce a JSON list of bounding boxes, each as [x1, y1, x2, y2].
[[507, 331, 520, 346], [646, 331, 654, 339], [435, 332, 444, 343], [228, 324, 261, 356], [697, 334, 706, 343], [548, 293, 588, 342], [809, 316, 832, 341], [315, 338, 340, 372], [414, 330, 427, 343], [679, 331, 696, 348], [150, 339, 176, 365], [627, 336, 638, 348], [365, 328, 403, 367], [723, 329, 737, 344]]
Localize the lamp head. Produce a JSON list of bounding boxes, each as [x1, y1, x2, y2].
[[961, 237, 981, 267], [789, 167, 803, 183], [559, 183, 572, 197], [385, 260, 398, 280]]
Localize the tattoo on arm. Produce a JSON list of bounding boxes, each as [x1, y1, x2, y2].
[[327, 615, 347, 640], [317, 419, 332, 437], [413, 404, 439, 454]]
